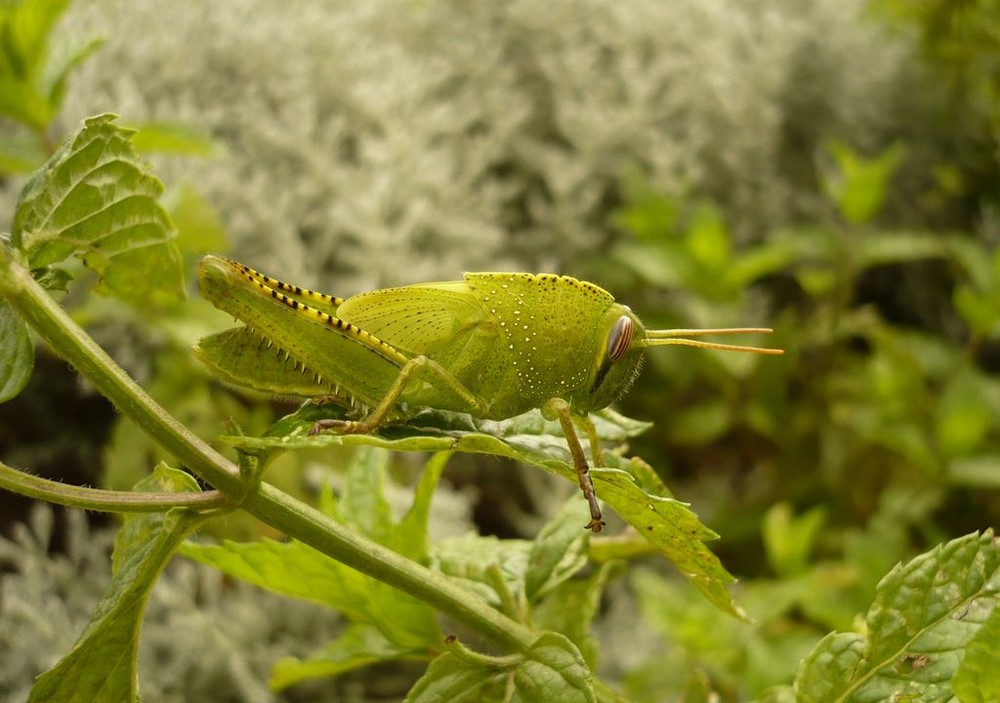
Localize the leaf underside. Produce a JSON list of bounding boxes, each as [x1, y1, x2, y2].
[[12, 113, 184, 307]]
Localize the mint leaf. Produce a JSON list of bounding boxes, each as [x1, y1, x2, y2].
[[534, 563, 618, 669], [12, 114, 184, 307], [525, 498, 590, 602], [271, 623, 426, 690], [181, 533, 441, 650], [28, 464, 206, 702], [405, 632, 595, 703], [0, 300, 34, 402], [795, 530, 1000, 702], [0, 0, 74, 129], [182, 448, 443, 655], [951, 604, 1000, 703], [430, 532, 532, 609], [181, 537, 371, 618], [393, 451, 448, 561]]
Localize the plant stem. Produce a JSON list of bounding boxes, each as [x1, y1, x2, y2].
[[0, 460, 230, 512], [0, 246, 535, 653]]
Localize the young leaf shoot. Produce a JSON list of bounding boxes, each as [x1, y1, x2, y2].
[[196, 256, 783, 532]]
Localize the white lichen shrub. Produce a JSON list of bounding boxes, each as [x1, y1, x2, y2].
[[54, 0, 914, 288], [0, 506, 344, 702]]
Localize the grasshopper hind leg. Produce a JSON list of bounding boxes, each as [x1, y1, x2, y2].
[[307, 354, 487, 437]]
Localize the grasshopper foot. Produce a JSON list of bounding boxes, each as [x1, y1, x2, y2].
[[583, 491, 604, 534], [307, 418, 370, 436]]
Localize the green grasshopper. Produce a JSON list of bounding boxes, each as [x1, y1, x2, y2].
[[196, 255, 782, 532]]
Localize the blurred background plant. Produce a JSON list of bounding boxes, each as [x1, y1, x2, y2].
[[1, 0, 997, 700]]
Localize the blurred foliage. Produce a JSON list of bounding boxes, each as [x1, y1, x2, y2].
[[43, 0, 945, 288], [1, 0, 999, 701], [574, 13, 1000, 690]]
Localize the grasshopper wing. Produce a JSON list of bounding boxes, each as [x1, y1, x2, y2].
[[337, 282, 490, 357]]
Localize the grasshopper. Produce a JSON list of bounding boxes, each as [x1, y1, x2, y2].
[[196, 255, 782, 532]]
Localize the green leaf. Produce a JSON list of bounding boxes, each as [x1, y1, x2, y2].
[[822, 141, 905, 226], [394, 451, 448, 561], [12, 113, 184, 307], [0, 0, 72, 128], [221, 407, 743, 617], [951, 604, 1000, 703], [478, 406, 651, 453], [182, 448, 443, 651], [28, 463, 206, 703], [610, 170, 681, 242], [111, 463, 201, 575], [271, 623, 427, 690], [0, 74, 52, 129], [431, 532, 532, 609], [755, 686, 799, 703], [0, 299, 34, 402], [534, 562, 619, 669], [794, 633, 865, 703], [340, 445, 396, 543], [726, 239, 797, 288], [43, 36, 104, 114], [0, 0, 70, 78], [126, 121, 216, 156], [686, 201, 730, 276], [182, 533, 441, 649], [0, 130, 47, 174], [947, 454, 1000, 489], [181, 536, 372, 618], [162, 182, 229, 256], [856, 231, 947, 267], [794, 531, 1000, 702], [935, 367, 992, 458], [405, 632, 596, 703], [525, 498, 590, 602], [762, 502, 826, 578]]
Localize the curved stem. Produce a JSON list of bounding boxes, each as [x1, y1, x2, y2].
[[0, 246, 535, 652], [0, 460, 230, 512]]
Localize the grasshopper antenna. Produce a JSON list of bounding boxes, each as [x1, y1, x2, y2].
[[640, 328, 784, 355]]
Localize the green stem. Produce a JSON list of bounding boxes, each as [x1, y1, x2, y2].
[[0, 246, 534, 653], [0, 460, 230, 512], [588, 532, 659, 562]]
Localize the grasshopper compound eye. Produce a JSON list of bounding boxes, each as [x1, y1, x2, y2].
[[607, 315, 634, 362]]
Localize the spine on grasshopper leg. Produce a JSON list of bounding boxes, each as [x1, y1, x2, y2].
[[229, 259, 346, 316], [196, 326, 335, 398]]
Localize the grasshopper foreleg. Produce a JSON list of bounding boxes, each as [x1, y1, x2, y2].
[[545, 398, 604, 534], [573, 414, 605, 469]]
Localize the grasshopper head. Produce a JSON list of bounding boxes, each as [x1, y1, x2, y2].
[[576, 305, 647, 412], [577, 306, 784, 413]]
